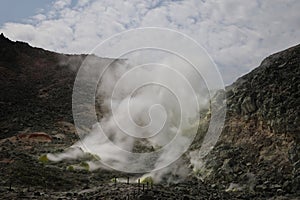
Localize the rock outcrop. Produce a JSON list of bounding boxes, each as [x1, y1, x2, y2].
[[197, 44, 300, 196]]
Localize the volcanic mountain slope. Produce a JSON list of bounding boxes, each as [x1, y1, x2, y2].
[[0, 33, 81, 139], [0, 34, 299, 199], [0, 33, 117, 139], [196, 44, 300, 196]]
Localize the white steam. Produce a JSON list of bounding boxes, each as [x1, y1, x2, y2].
[[47, 29, 226, 182], [47, 54, 212, 179]]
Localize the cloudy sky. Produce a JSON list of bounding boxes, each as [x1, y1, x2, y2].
[[0, 0, 299, 84]]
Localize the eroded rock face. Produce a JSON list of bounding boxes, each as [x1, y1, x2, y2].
[[196, 44, 300, 195], [0, 132, 52, 144], [20, 132, 53, 143], [226, 44, 300, 135]]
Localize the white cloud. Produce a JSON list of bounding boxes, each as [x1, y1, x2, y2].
[[0, 0, 299, 84], [53, 0, 72, 10]]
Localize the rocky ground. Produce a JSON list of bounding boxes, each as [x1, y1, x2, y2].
[[0, 34, 299, 199]]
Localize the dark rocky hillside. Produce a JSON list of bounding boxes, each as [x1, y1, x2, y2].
[[227, 44, 299, 134], [198, 44, 300, 197], [0, 33, 84, 139], [0, 34, 299, 199]]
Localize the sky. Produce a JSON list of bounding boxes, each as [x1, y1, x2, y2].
[[0, 0, 299, 84], [0, 0, 53, 25]]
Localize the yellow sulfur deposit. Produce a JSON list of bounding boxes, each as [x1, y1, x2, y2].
[[140, 176, 153, 184], [38, 154, 49, 163]]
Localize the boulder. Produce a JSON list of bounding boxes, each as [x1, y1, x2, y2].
[[241, 96, 257, 115]]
